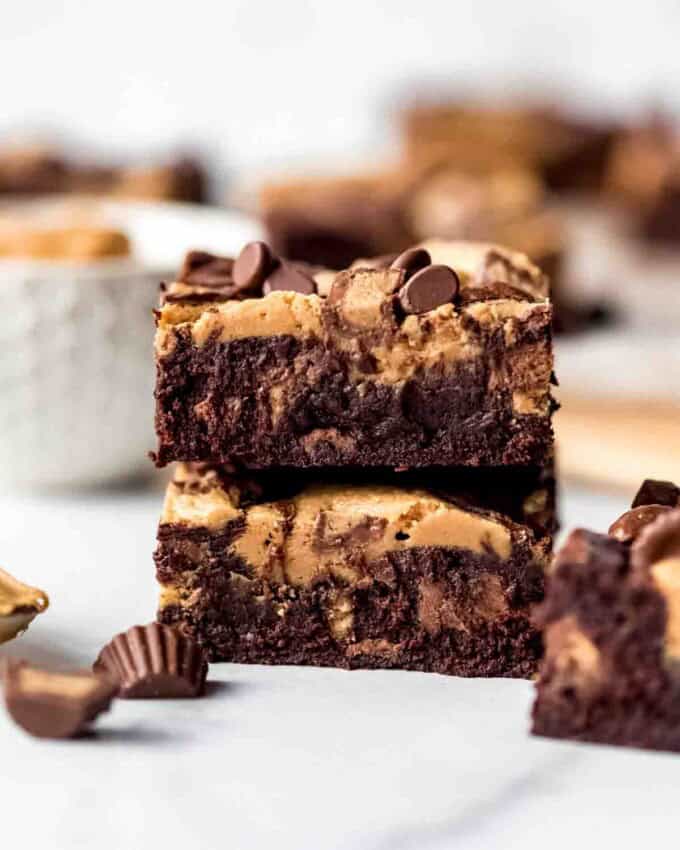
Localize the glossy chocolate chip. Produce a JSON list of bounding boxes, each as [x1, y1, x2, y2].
[[233, 241, 275, 291], [179, 251, 234, 287], [631, 479, 680, 509], [263, 261, 316, 295], [398, 264, 459, 314], [390, 248, 431, 279], [608, 504, 672, 544]]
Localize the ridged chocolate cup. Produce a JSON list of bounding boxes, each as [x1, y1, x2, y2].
[[94, 623, 208, 699]]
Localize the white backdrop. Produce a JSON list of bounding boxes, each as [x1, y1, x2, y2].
[[3, 0, 680, 180]]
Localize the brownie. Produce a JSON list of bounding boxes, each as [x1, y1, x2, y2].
[[154, 239, 554, 469], [261, 172, 414, 269], [0, 145, 207, 203], [532, 478, 680, 752], [401, 101, 617, 194], [155, 462, 552, 675]]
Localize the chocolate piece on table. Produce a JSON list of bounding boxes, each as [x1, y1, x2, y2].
[[532, 480, 680, 752], [2, 661, 116, 739], [154, 239, 553, 469], [94, 622, 208, 699], [0, 568, 49, 644], [631, 478, 680, 509], [155, 463, 551, 675]]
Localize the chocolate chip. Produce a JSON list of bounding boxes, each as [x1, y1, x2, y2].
[[179, 251, 234, 287], [233, 241, 275, 291], [630, 508, 680, 572], [2, 661, 116, 739], [631, 479, 680, 509], [390, 248, 431, 279], [397, 264, 459, 314], [263, 261, 316, 295], [94, 623, 208, 699], [608, 505, 672, 543]]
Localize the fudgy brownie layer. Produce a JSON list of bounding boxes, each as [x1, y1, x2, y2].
[[157, 533, 543, 676], [155, 317, 553, 469]]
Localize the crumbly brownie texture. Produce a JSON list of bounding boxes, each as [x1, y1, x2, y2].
[[154, 240, 554, 469], [0, 567, 49, 644], [0, 145, 207, 204], [155, 463, 550, 675], [532, 478, 680, 752]]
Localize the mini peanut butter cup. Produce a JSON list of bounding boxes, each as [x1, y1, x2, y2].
[[608, 504, 672, 544], [94, 623, 208, 699], [630, 508, 680, 572], [2, 660, 116, 739]]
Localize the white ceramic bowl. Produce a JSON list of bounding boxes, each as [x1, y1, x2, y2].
[[0, 200, 261, 488]]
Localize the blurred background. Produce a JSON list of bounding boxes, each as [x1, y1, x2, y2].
[[1, 0, 679, 492]]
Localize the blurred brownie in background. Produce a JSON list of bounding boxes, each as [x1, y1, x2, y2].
[[0, 144, 208, 203], [260, 172, 414, 269], [401, 100, 618, 195], [606, 118, 680, 244]]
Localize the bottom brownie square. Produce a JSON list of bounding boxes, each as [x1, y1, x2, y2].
[[155, 464, 552, 677]]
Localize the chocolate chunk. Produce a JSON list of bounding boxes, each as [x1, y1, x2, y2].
[[263, 261, 316, 295], [2, 661, 116, 739], [232, 241, 275, 291], [94, 623, 208, 699], [630, 508, 680, 572], [608, 505, 672, 543], [390, 248, 431, 279], [179, 251, 234, 287], [398, 264, 459, 314], [631, 479, 680, 509]]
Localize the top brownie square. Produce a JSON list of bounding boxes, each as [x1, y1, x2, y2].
[[154, 239, 554, 469]]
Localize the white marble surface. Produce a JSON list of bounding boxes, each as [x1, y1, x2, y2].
[[1, 481, 678, 850]]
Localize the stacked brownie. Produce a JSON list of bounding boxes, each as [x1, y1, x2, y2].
[[153, 238, 556, 676]]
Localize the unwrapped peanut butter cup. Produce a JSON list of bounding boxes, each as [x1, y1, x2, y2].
[[94, 623, 208, 699], [2, 661, 116, 739]]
